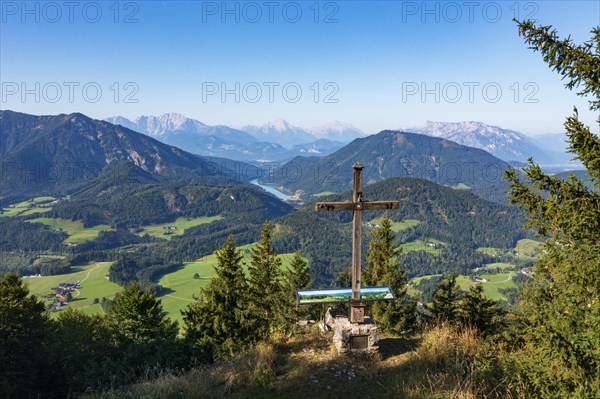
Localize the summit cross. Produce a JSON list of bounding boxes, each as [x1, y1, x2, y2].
[[315, 163, 399, 323]]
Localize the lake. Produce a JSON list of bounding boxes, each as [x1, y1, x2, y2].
[[251, 179, 290, 201]]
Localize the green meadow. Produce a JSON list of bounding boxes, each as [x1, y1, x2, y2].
[[475, 262, 515, 272], [477, 239, 541, 259], [25, 262, 121, 316], [409, 269, 517, 302], [516, 239, 541, 257], [22, 243, 300, 323], [400, 238, 445, 255], [1, 196, 58, 217], [369, 218, 420, 233], [26, 218, 112, 244], [456, 272, 517, 301], [135, 216, 222, 240], [158, 244, 300, 322]]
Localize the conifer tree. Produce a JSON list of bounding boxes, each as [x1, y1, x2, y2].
[[503, 20, 600, 397], [53, 308, 115, 393], [108, 282, 179, 374], [458, 284, 505, 337], [365, 214, 416, 332], [430, 273, 460, 324], [0, 274, 54, 398], [282, 251, 312, 325], [247, 221, 285, 340], [183, 235, 249, 359]]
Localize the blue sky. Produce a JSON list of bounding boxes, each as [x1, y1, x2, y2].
[[1, 1, 598, 135]]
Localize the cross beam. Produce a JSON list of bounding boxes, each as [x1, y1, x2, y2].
[[315, 163, 399, 323]]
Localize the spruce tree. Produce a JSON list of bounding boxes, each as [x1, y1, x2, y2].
[[458, 284, 505, 337], [247, 221, 285, 340], [430, 273, 460, 324], [53, 308, 115, 394], [182, 235, 249, 359], [108, 282, 179, 375], [504, 20, 600, 397], [0, 274, 54, 398], [365, 214, 416, 332], [282, 251, 312, 325]]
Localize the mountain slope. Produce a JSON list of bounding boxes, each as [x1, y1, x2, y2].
[[105, 113, 257, 145], [407, 121, 549, 163], [266, 130, 511, 202], [273, 177, 527, 286], [0, 111, 240, 201]]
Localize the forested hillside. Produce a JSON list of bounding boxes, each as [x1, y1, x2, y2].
[[265, 131, 511, 202], [273, 177, 529, 286], [0, 111, 246, 203]]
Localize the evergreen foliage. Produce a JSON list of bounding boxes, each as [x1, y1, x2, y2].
[[247, 221, 285, 340], [282, 251, 312, 325], [430, 273, 460, 324], [53, 309, 115, 394], [0, 273, 54, 398], [364, 214, 416, 332], [458, 284, 506, 338], [503, 19, 600, 397], [108, 282, 180, 376], [183, 235, 250, 360]]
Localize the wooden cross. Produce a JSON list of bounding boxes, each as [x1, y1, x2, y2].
[[315, 163, 399, 323]]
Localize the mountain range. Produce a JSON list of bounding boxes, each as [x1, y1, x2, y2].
[[105, 114, 364, 162], [402, 121, 584, 171], [241, 119, 366, 146], [106, 114, 580, 170], [3, 110, 585, 208]]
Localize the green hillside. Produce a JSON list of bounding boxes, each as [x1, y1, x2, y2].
[[25, 262, 121, 315], [135, 216, 222, 240], [265, 131, 510, 202], [26, 218, 112, 244], [158, 244, 299, 322]]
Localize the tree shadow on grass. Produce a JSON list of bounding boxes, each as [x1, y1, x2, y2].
[[378, 336, 419, 360]]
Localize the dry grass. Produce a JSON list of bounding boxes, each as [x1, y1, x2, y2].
[[84, 326, 513, 399], [392, 323, 512, 399]]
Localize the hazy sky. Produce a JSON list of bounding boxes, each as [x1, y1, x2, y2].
[[1, 1, 598, 135]]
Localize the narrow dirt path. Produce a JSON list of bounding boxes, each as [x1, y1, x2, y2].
[[72, 263, 100, 298]]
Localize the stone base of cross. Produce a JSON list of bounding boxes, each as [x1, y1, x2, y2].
[[315, 163, 399, 323]]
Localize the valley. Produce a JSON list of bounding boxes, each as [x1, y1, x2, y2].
[[0, 111, 555, 317], [25, 243, 301, 323]]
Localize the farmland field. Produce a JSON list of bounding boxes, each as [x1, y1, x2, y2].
[[456, 272, 517, 301], [25, 262, 121, 315], [400, 238, 445, 254], [135, 216, 222, 240], [26, 218, 112, 244], [369, 218, 420, 233], [516, 239, 541, 257], [1, 196, 58, 217], [157, 243, 299, 322]]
